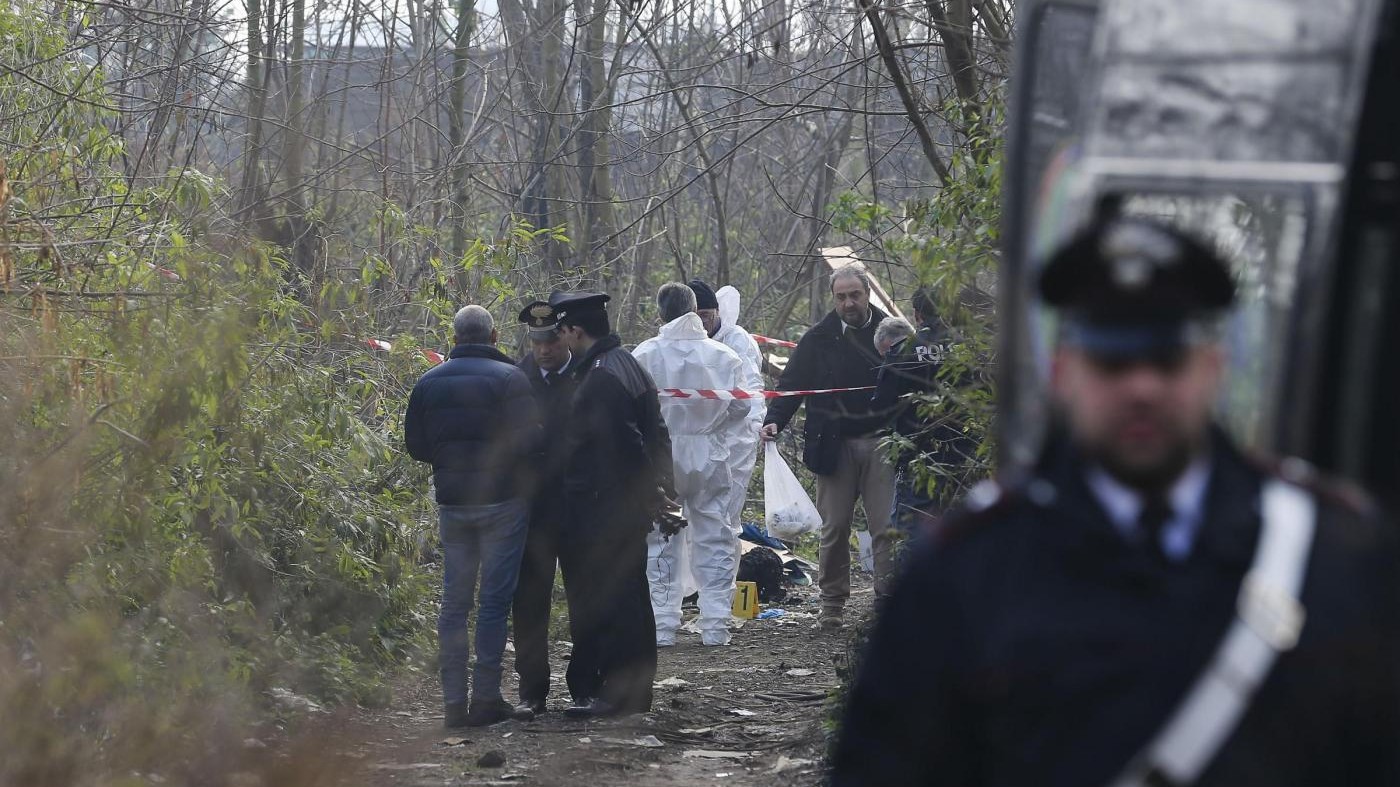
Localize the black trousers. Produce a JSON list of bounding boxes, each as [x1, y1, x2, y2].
[[511, 505, 561, 704], [559, 510, 656, 713]]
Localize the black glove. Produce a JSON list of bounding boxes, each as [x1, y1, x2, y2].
[[656, 497, 688, 539]]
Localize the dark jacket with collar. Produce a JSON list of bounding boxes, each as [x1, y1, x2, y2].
[[518, 351, 577, 507], [870, 320, 974, 469], [561, 334, 675, 529], [763, 306, 889, 475], [404, 343, 541, 506], [832, 429, 1400, 787]]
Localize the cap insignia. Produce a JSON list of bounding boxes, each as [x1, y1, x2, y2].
[[1111, 256, 1153, 290]]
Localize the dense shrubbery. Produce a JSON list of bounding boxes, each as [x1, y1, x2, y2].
[[0, 4, 462, 781], [830, 98, 1004, 507]]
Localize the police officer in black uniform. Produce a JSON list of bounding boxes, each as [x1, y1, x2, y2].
[[550, 291, 675, 719], [870, 287, 974, 544], [832, 218, 1400, 787], [510, 300, 577, 716]]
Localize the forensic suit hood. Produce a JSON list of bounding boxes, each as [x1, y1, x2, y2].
[[712, 284, 765, 533]]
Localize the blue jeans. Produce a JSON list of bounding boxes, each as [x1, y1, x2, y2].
[[437, 499, 529, 706]]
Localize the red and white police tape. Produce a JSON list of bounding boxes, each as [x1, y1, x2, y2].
[[658, 385, 873, 400], [363, 338, 867, 399], [145, 262, 181, 281], [751, 334, 797, 348], [365, 338, 445, 365]]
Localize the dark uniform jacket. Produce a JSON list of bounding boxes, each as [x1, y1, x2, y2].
[[518, 352, 578, 504], [832, 430, 1400, 787], [763, 306, 889, 475], [563, 334, 674, 527], [404, 343, 541, 505], [869, 321, 973, 468]]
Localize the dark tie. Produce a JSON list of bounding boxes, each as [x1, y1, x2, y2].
[[543, 371, 553, 386], [1137, 495, 1173, 562]]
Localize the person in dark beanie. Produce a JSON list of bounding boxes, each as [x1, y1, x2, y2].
[[688, 278, 720, 322], [405, 305, 541, 728]]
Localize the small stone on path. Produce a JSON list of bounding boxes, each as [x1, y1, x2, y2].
[[477, 750, 506, 768]]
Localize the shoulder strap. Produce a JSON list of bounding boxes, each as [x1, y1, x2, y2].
[[1110, 479, 1316, 787]]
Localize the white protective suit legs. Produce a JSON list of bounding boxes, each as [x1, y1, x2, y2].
[[646, 437, 738, 644], [634, 312, 748, 646]]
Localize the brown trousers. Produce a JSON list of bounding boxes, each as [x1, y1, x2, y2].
[[815, 436, 896, 613]]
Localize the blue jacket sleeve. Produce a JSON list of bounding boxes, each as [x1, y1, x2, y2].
[[503, 369, 543, 472], [404, 380, 430, 463]]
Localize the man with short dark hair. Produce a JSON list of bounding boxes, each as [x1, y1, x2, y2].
[[509, 299, 575, 716], [634, 283, 747, 646], [832, 218, 1400, 786], [761, 262, 894, 630], [405, 305, 541, 728], [551, 290, 675, 718]]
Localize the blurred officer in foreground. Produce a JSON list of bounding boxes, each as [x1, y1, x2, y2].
[[634, 283, 748, 647], [405, 306, 540, 728], [833, 218, 1400, 786], [551, 291, 675, 719], [510, 300, 576, 716]]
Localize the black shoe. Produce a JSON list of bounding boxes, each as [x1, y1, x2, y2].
[[563, 697, 619, 720], [464, 698, 532, 727], [444, 701, 470, 729], [517, 698, 546, 717]]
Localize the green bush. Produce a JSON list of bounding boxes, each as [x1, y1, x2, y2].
[[0, 4, 448, 781]]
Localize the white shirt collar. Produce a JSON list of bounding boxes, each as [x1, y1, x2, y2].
[[540, 353, 572, 379], [840, 310, 874, 334], [1085, 456, 1212, 561]]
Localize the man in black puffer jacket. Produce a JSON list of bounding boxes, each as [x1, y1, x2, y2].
[[405, 305, 542, 729]]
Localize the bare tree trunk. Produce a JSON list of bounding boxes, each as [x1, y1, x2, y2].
[[503, 0, 570, 269], [283, 0, 315, 282], [926, 0, 981, 110], [641, 34, 732, 286], [573, 0, 599, 266], [859, 0, 950, 184], [769, 107, 856, 332], [136, 0, 206, 175], [447, 0, 477, 264], [239, 0, 267, 216]]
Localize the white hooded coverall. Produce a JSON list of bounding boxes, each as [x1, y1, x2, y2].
[[712, 286, 764, 528], [633, 312, 748, 645]]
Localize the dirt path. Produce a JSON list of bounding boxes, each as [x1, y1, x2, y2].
[[341, 577, 874, 787]]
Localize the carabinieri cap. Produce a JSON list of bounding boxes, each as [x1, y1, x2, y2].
[[549, 291, 611, 326], [518, 299, 562, 340], [1038, 217, 1237, 359]]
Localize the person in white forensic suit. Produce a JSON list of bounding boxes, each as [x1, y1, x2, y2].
[[634, 282, 749, 646], [693, 281, 765, 535]]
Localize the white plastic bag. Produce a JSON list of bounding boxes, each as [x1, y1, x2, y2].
[[764, 442, 822, 540]]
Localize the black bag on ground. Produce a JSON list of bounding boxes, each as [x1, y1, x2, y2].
[[738, 547, 787, 603]]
